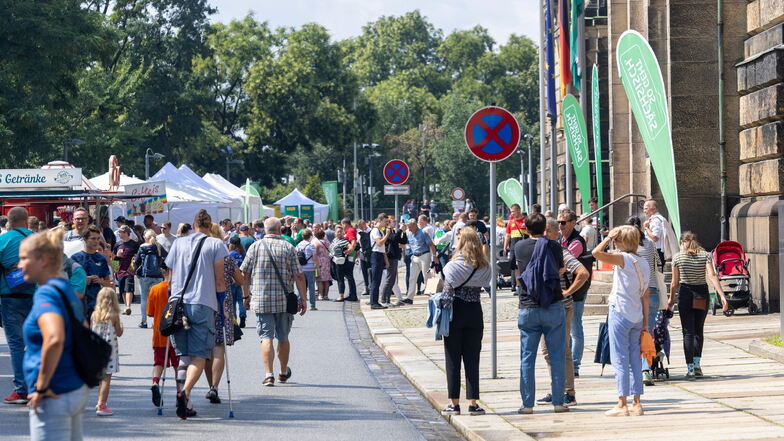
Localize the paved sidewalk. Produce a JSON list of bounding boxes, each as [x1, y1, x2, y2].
[[362, 293, 784, 441]]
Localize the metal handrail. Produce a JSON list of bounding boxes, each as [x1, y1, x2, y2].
[[577, 193, 649, 224]]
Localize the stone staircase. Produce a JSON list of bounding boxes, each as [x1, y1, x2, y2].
[[584, 262, 673, 316]]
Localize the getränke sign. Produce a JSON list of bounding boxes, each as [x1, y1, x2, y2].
[[0, 169, 83, 189]]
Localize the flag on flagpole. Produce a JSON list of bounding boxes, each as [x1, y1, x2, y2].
[[545, 0, 557, 126], [558, 0, 572, 97], [570, 0, 584, 91]]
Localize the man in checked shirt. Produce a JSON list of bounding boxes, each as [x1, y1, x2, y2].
[[241, 217, 307, 387]]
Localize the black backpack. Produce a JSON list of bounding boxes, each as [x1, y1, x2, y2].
[[51, 284, 111, 388], [139, 247, 161, 277], [297, 248, 311, 266]]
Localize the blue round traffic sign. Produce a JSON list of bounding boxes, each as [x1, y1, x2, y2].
[[383, 160, 410, 185], [464, 106, 520, 162]]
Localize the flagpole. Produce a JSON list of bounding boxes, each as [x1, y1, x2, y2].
[[548, 0, 558, 212], [539, 0, 547, 211]]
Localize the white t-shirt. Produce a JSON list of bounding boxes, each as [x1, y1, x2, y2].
[[648, 213, 665, 250], [450, 221, 466, 250], [421, 224, 435, 239], [164, 232, 229, 312], [608, 252, 650, 324], [370, 227, 385, 253], [580, 224, 598, 250]]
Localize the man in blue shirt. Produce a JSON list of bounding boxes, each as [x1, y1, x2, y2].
[[0, 207, 36, 404], [71, 225, 112, 320], [400, 219, 436, 306]]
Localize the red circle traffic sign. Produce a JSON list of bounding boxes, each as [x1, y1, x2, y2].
[[464, 106, 520, 162], [451, 187, 465, 200], [383, 159, 410, 185]]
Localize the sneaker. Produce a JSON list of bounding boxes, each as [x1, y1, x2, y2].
[[176, 392, 188, 419], [441, 404, 460, 415], [263, 376, 275, 387], [536, 394, 552, 404], [278, 367, 292, 384], [643, 370, 654, 386], [574, 370, 579, 378], [96, 404, 114, 416], [205, 387, 221, 404], [370, 304, 387, 310], [402, 299, 414, 305], [468, 405, 486, 416], [3, 392, 28, 404], [517, 407, 533, 415], [310, 305, 318, 311], [694, 366, 703, 377], [239, 316, 246, 328], [139, 322, 147, 328], [563, 394, 577, 406], [553, 405, 570, 413], [685, 372, 696, 381], [151, 385, 161, 407], [345, 297, 359, 302]]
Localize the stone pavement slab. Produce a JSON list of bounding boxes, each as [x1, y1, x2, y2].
[[362, 291, 784, 441]]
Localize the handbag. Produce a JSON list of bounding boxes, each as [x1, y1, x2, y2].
[[159, 236, 207, 337], [262, 240, 299, 315], [51, 285, 111, 388], [655, 271, 668, 310]]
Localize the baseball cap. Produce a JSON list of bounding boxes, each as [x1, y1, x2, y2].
[[239, 225, 249, 232], [114, 216, 127, 222]]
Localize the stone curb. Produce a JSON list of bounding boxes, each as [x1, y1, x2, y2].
[[749, 338, 784, 363], [361, 303, 534, 441]]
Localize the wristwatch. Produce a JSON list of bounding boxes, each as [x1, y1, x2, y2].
[[34, 385, 50, 394]]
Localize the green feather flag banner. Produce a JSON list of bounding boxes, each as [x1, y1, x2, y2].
[[591, 64, 603, 211], [562, 94, 592, 214], [616, 30, 681, 235], [497, 178, 527, 211]]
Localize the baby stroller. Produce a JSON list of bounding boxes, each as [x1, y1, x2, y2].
[[651, 309, 673, 381], [712, 241, 757, 316]]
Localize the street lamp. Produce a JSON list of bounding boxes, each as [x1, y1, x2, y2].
[[524, 134, 534, 209], [144, 148, 165, 180], [363, 143, 381, 219], [221, 146, 243, 183], [63, 139, 85, 163]]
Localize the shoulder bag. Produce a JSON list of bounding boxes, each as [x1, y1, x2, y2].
[[262, 240, 299, 315], [51, 285, 111, 388], [159, 236, 207, 337]]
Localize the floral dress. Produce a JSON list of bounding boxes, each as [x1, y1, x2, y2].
[[215, 256, 236, 346], [316, 238, 332, 282], [92, 320, 119, 374]]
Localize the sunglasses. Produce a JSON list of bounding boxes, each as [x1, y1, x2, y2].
[[558, 221, 568, 225]]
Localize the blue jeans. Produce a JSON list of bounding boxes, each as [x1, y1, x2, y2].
[[518, 304, 566, 408], [608, 305, 644, 397], [231, 284, 246, 319], [369, 252, 385, 306], [571, 300, 585, 373], [137, 276, 162, 326], [304, 270, 316, 307], [29, 384, 88, 441], [1, 295, 34, 394]]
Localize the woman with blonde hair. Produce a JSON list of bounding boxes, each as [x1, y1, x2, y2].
[[19, 229, 88, 439], [91, 287, 123, 416], [439, 227, 492, 416], [133, 229, 164, 328], [592, 225, 650, 416], [669, 232, 728, 380]]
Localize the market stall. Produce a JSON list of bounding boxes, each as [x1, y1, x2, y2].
[[274, 188, 330, 223]]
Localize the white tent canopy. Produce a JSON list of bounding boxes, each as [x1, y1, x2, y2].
[[274, 188, 330, 223], [146, 162, 230, 227], [88, 171, 145, 191], [202, 173, 273, 221], [177, 164, 242, 222]]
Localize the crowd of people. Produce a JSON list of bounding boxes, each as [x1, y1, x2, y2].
[[0, 196, 734, 439]]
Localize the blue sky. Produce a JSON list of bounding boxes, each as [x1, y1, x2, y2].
[[209, 0, 540, 46]]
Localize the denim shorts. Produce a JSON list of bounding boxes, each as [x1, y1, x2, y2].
[[172, 304, 216, 359], [256, 312, 294, 342]]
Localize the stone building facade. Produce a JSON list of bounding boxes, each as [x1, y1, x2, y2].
[[730, 1, 784, 312]]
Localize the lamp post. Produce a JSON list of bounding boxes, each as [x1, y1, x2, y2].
[[144, 148, 165, 180], [524, 134, 534, 208], [221, 146, 243, 183], [517, 146, 526, 203], [363, 143, 381, 220], [63, 139, 85, 163]]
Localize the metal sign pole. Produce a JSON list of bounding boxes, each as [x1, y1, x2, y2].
[[395, 195, 399, 223], [489, 162, 498, 379]]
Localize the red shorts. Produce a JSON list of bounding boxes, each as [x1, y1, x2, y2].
[[153, 345, 179, 368]]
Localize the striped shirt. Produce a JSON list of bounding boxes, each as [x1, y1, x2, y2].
[[560, 250, 581, 308], [637, 238, 659, 288], [672, 250, 711, 285]]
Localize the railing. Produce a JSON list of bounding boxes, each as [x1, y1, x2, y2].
[[577, 193, 649, 226]]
